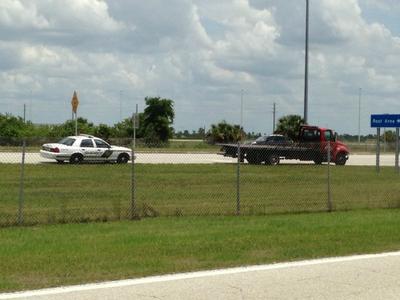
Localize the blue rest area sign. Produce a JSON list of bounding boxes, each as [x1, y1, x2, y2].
[[370, 114, 400, 128]]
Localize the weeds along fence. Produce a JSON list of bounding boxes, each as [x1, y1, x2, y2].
[[1, 137, 400, 227]]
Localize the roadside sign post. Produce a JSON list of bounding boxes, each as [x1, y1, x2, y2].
[[370, 114, 400, 174], [376, 128, 380, 173], [71, 91, 79, 136], [396, 128, 399, 174]]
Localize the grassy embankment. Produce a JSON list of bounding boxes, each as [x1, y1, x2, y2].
[[0, 164, 399, 226], [1, 210, 400, 292]]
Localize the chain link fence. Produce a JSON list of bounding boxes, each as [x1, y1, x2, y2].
[[1, 137, 400, 227]]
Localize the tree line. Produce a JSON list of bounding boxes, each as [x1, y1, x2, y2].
[[0, 97, 175, 145], [1, 96, 263, 145], [2, 96, 383, 145]]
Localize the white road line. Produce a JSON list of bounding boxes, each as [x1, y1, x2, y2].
[[2, 251, 400, 299]]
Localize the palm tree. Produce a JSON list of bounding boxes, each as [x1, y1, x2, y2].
[[206, 121, 245, 144], [275, 115, 306, 141]]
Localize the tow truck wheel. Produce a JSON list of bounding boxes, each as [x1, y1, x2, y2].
[[335, 153, 347, 165], [313, 155, 323, 165], [246, 153, 262, 165]]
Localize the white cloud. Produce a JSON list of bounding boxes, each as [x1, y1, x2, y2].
[[0, 0, 399, 134], [0, 0, 123, 32], [0, 0, 49, 29]]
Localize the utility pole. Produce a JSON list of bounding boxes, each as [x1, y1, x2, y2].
[[304, 0, 309, 124], [240, 89, 243, 130], [23, 104, 26, 123], [272, 102, 276, 133], [29, 90, 32, 123], [358, 88, 362, 144]]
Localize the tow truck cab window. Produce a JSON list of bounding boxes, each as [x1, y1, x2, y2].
[[324, 130, 334, 141], [80, 139, 94, 148], [302, 129, 321, 142], [95, 139, 110, 148]]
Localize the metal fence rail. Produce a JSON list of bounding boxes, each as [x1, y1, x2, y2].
[[0, 137, 399, 227]]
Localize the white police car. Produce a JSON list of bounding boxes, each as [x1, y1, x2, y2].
[[40, 134, 133, 164]]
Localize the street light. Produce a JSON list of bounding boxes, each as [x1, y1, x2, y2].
[[304, 0, 309, 124], [272, 102, 276, 133]]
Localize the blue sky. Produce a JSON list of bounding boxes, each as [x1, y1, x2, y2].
[[0, 0, 399, 135]]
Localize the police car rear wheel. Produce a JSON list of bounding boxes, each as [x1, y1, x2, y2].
[[70, 153, 83, 164]]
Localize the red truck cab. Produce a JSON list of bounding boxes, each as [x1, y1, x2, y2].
[[299, 126, 349, 165]]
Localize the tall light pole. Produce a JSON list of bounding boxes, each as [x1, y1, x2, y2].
[[358, 88, 362, 144], [304, 0, 309, 124], [272, 102, 276, 133], [240, 89, 243, 131]]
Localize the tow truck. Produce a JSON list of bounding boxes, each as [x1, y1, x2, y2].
[[219, 125, 350, 165]]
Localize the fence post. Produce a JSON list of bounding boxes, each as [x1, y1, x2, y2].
[[131, 139, 136, 219], [236, 142, 241, 215], [327, 141, 332, 212], [130, 107, 139, 220], [18, 138, 26, 225]]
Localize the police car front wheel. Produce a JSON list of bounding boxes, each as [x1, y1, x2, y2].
[[117, 153, 129, 164]]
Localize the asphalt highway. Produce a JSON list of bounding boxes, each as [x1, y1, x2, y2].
[[2, 251, 400, 299], [0, 152, 397, 166]]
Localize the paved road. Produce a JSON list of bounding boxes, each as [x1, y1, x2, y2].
[[0, 152, 236, 164], [2, 251, 400, 299], [0, 152, 396, 166]]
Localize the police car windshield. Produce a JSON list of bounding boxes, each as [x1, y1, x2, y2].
[[58, 138, 76, 146]]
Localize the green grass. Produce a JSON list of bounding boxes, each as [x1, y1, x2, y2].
[[1, 210, 400, 292], [1, 164, 400, 226]]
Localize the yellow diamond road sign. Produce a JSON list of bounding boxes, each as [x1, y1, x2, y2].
[[71, 91, 79, 113]]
